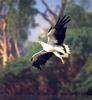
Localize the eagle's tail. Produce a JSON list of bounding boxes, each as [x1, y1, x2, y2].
[[64, 44, 70, 54]]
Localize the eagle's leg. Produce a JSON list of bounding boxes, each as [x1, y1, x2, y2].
[[53, 51, 64, 64], [61, 53, 69, 58]]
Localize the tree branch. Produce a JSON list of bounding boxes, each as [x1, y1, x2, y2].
[[0, 55, 3, 59], [38, 10, 54, 26], [59, 0, 67, 17], [0, 49, 3, 54], [38, 0, 67, 26], [41, 0, 57, 17], [0, 40, 4, 48]]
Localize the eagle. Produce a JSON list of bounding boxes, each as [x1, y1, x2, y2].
[[31, 15, 71, 70]]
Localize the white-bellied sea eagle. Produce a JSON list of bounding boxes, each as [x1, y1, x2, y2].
[[31, 15, 71, 70]]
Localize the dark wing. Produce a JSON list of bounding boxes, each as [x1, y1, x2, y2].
[[48, 15, 71, 45], [31, 50, 53, 70]]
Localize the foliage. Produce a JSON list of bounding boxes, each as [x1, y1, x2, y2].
[[66, 28, 92, 58], [0, 58, 30, 77], [5, 0, 38, 41], [25, 41, 42, 58], [0, 26, 92, 95], [18, 0, 38, 41], [65, 4, 92, 27], [0, 0, 92, 96], [73, 55, 92, 92], [64, 26, 92, 92], [0, 0, 38, 65]]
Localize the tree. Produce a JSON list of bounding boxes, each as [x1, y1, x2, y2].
[[79, 0, 91, 9], [0, 17, 8, 66], [7, 0, 38, 57], [37, 0, 68, 26], [18, 0, 38, 41], [65, 4, 92, 28], [0, 0, 38, 66]]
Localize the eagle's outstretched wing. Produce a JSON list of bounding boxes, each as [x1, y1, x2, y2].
[[47, 15, 71, 45], [31, 50, 53, 70]]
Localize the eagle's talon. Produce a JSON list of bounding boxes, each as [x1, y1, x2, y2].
[[60, 58, 65, 64]]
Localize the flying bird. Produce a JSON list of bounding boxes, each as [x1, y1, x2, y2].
[[31, 15, 71, 70]]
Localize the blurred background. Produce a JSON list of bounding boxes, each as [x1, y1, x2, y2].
[[0, 0, 92, 99]]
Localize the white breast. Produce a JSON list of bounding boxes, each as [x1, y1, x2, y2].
[[54, 46, 65, 54], [39, 41, 54, 52]]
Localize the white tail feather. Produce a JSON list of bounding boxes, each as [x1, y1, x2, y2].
[[63, 44, 70, 54]]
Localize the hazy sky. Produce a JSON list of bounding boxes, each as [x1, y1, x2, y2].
[[29, 0, 92, 41], [29, 0, 60, 41]]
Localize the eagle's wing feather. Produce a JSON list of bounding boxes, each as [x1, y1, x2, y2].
[[48, 15, 71, 45], [31, 50, 53, 70]]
